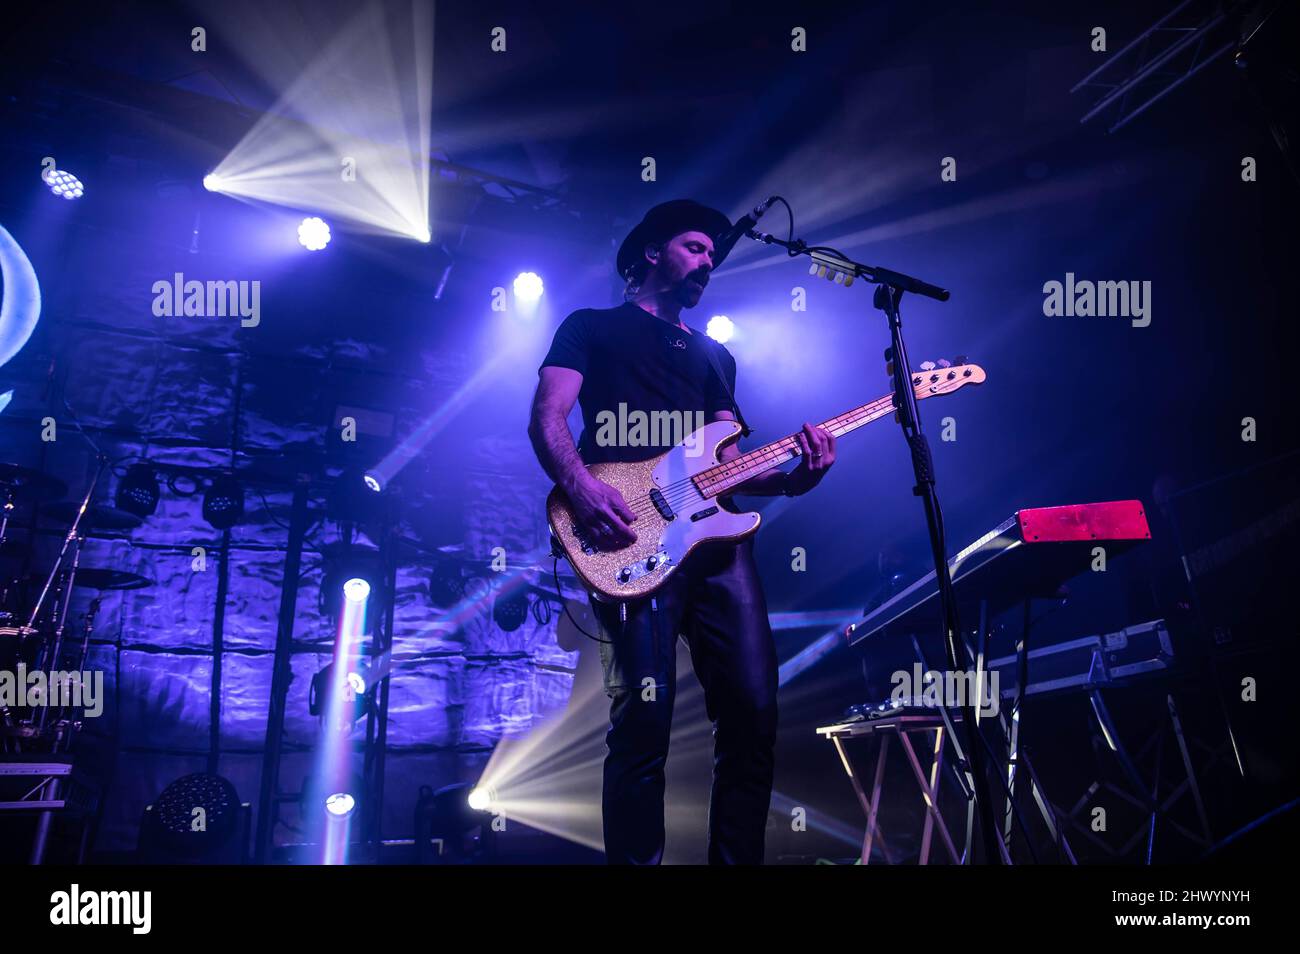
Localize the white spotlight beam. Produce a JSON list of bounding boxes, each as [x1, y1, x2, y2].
[[208, 1, 432, 242]]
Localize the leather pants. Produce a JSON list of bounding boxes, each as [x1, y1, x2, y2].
[[591, 537, 778, 865]]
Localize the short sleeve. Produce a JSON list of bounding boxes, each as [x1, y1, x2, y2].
[[703, 340, 739, 416], [540, 309, 593, 376]]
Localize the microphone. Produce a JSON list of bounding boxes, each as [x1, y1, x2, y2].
[[711, 196, 777, 269]]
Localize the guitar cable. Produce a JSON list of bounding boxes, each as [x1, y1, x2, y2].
[[553, 556, 612, 644]]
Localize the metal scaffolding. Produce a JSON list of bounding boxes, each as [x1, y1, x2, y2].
[[1071, 0, 1243, 133]]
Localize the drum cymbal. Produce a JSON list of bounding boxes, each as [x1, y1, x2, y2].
[[22, 567, 152, 590], [41, 502, 144, 532], [0, 463, 67, 502], [68, 568, 153, 590]]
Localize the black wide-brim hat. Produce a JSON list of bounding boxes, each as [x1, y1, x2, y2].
[[616, 199, 732, 279]]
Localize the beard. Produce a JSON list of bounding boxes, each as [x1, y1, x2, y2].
[[674, 271, 708, 308]]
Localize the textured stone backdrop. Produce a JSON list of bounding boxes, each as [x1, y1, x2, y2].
[[0, 223, 574, 855]]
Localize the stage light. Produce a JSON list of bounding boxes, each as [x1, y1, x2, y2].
[[492, 589, 530, 632], [428, 555, 463, 609], [138, 772, 247, 863], [298, 216, 331, 251], [202, 173, 222, 192], [467, 786, 495, 812], [309, 661, 369, 726], [415, 227, 431, 244], [202, 473, 244, 529], [115, 464, 159, 517], [0, 224, 42, 374], [413, 782, 493, 862], [203, 2, 432, 245], [513, 271, 544, 302], [325, 792, 356, 817], [343, 577, 371, 603], [362, 472, 383, 493], [706, 315, 734, 343], [318, 548, 384, 629], [326, 467, 383, 524], [43, 169, 84, 200]]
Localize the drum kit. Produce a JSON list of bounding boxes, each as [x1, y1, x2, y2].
[[1, 460, 153, 753]]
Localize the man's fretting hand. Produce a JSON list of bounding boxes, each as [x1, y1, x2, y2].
[[786, 423, 837, 496]]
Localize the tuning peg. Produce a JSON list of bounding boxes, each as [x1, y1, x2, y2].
[[953, 354, 968, 366], [919, 360, 936, 371], [885, 360, 895, 376], [936, 358, 952, 369]]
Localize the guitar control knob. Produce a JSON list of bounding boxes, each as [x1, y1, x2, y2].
[[646, 555, 658, 571], [618, 567, 632, 583]]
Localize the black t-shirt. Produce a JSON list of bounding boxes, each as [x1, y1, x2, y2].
[[540, 302, 739, 464]]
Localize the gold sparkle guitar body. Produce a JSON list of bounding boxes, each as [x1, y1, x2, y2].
[[547, 362, 986, 602]]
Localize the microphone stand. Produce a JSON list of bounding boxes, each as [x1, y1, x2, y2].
[[749, 229, 1004, 864]]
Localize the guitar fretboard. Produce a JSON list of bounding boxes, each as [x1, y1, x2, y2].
[[693, 394, 896, 498]]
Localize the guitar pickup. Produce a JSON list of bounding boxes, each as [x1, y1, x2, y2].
[[690, 506, 719, 522], [571, 524, 598, 555], [649, 488, 675, 521]]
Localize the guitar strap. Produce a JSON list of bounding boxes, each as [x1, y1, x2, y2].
[[701, 336, 752, 438]]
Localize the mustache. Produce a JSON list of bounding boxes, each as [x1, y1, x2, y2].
[[685, 271, 710, 287]]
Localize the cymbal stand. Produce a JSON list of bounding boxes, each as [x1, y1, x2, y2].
[[27, 455, 105, 631]]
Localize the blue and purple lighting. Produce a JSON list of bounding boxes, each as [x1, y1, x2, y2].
[[513, 271, 544, 303], [706, 314, 734, 343], [43, 168, 84, 200], [298, 216, 331, 251], [315, 575, 370, 864]]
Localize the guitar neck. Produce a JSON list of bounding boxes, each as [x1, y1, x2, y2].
[[694, 394, 896, 498]]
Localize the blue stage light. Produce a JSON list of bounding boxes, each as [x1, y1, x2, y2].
[[706, 315, 734, 343], [325, 792, 356, 817], [513, 271, 544, 302], [202, 173, 222, 192], [298, 216, 331, 251], [44, 169, 84, 200], [343, 578, 371, 603]]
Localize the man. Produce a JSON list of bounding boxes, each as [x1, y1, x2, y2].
[[528, 199, 836, 864]]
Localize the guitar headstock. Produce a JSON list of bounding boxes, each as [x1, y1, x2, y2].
[[911, 357, 986, 397]]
